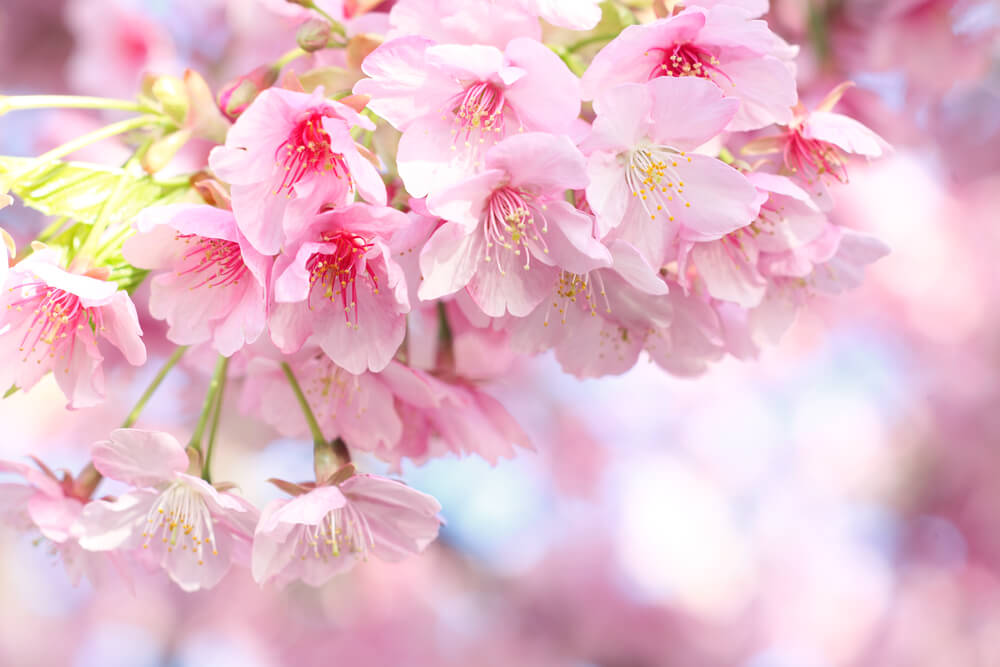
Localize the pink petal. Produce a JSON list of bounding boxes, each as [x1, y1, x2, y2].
[[647, 77, 739, 151], [503, 37, 581, 132], [92, 429, 189, 487], [486, 133, 588, 194]]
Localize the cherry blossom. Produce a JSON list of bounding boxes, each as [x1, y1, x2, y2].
[[581, 5, 798, 131], [79, 429, 258, 592], [252, 465, 442, 587], [419, 132, 610, 318], [0, 248, 146, 408], [208, 87, 385, 255], [355, 36, 581, 197], [269, 203, 410, 374], [123, 204, 271, 356], [581, 76, 761, 267]]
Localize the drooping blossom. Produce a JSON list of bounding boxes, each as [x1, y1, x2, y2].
[[743, 82, 891, 205], [644, 283, 726, 376], [209, 87, 386, 255], [0, 458, 119, 586], [679, 172, 828, 308], [510, 240, 673, 378], [122, 204, 271, 356], [79, 429, 258, 592], [581, 5, 798, 131], [419, 132, 611, 318], [269, 203, 410, 374], [354, 36, 581, 197], [747, 228, 890, 346], [252, 464, 442, 588], [376, 363, 533, 468], [239, 349, 403, 453], [0, 248, 146, 409], [581, 77, 761, 268]]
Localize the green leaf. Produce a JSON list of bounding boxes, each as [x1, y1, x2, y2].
[[0, 157, 190, 226]]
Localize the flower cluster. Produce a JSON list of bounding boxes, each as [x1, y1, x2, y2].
[[0, 0, 887, 592]]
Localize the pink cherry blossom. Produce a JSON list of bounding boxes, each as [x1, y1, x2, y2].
[[252, 466, 442, 588], [748, 228, 890, 345], [377, 363, 533, 467], [581, 77, 761, 267], [0, 459, 117, 586], [0, 248, 146, 409], [122, 204, 271, 356], [509, 240, 673, 378], [581, 5, 798, 131], [680, 172, 828, 308], [744, 83, 891, 204], [269, 203, 410, 374], [354, 36, 581, 197], [239, 350, 403, 453], [419, 132, 611, 318], [79, 429, 258, 592], [208, 87, 386, 255]]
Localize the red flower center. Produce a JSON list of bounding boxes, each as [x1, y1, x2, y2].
[[7, 284, 97, 361], [275, 110, 352, 195], [307, 232, 380, 326], [648, 42, 730, 83]]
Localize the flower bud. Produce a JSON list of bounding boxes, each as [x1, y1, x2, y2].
[[151, 75, 189, 123], [297, 18, 332, 52], [217, 65, 279, 122]]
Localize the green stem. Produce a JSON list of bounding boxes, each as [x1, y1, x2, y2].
[[275, 47, 307, 69], [281, 362, 326, 444], [305, 2, 346, 36], [30, 115, 170, 168], [0, 95, 150, 115], [201, 361, 229, 483], [122, 346, 188, 428], [188, 356, 230, 454], [718, 147, 735, 165]]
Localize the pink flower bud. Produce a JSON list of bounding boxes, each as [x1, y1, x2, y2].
[[296, 17, 332, 53], [217, 65, 279, 122]]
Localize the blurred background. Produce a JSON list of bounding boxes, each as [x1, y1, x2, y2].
[[2, 1, 1000, 665]]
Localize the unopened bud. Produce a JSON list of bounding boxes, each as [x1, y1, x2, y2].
[[217, 65, 279, 121], [297, 18, 332, 52], [151, 75, 189, 123]]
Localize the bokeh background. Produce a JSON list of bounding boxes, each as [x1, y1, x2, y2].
[[2, 1, 1000, 665]]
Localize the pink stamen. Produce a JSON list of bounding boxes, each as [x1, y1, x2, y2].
[[6, 283, 99, 363], [306, 232, 380, 326], [274, 109, 352, 195], [647, 42, 732, 84], [782, 128, 849, 183], [175, 234, 248, 289]]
